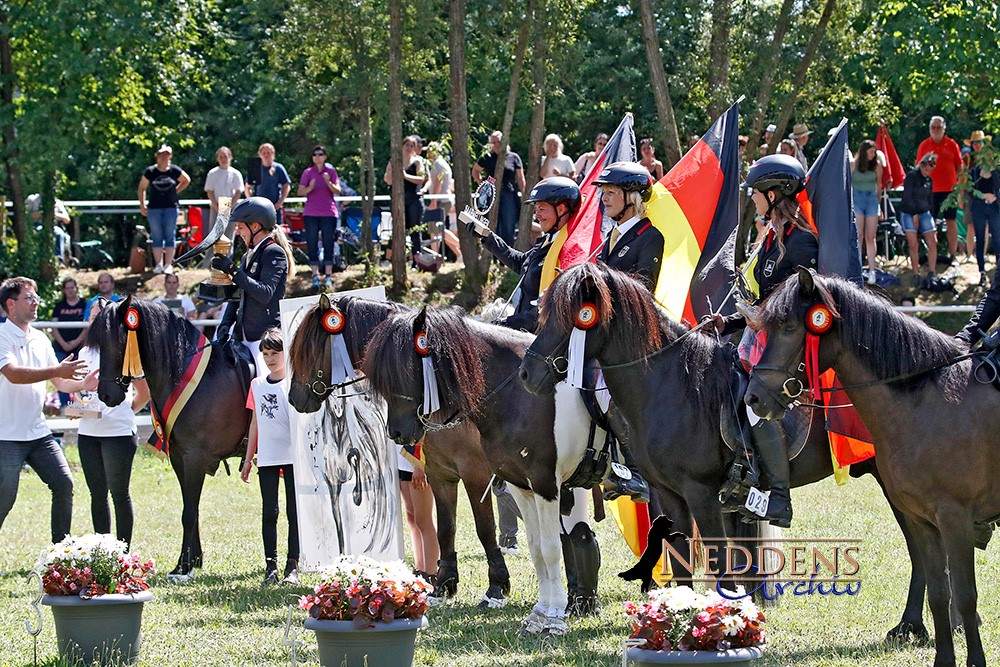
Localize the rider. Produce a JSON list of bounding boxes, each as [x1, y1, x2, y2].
[[706, 154, 817, 528], [212, 196, 295, 375], [464, 176, 602, 616], [957, 276, 1000, 347], [593, 162, 664, 503]]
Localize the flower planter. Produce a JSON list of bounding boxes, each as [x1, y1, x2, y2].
[[305, 616, 428, 667], [42, 591, 153, 666], [627, 646, 763, 666]]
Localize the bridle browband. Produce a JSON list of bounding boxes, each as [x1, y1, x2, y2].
[[395, 367, 521, 433]]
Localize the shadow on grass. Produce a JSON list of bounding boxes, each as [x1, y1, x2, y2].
[[768, 638, 935, 665]]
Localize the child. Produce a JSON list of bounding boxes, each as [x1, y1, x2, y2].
[[900, 153, 938, 287], [241, 327, 299, 585]]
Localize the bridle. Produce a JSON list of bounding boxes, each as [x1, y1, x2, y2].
[[395, 367, 522, 434]]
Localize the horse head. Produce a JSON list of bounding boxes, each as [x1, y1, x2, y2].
[[364, 305, 486, 445], [519, 262, 661, 395], [288, 293, 338, 413], [745, 268, 840, 420], [88, 294, 134, 407]]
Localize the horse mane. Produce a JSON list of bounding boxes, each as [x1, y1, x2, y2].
[[87, 298, 191, 386], [288, 296, 407, 374], [761, 273, 966, 392], [542, 262, 730, 415], [363, 306, 487, 417]]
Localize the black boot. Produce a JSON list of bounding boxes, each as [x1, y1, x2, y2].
[[602, 440, 650, 503], [958, 270, 1000, 346], [753, 419, 792, 528], [562, 523, 601, 616]]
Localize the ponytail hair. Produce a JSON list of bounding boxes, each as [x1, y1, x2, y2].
[[271, 225, 296, 273], [770, 196, 815, 265]]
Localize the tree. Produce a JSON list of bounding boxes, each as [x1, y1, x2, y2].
[[635, 0, 683, 166], [707, 0, 734, 120]]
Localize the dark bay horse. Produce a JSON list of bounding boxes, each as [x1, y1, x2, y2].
[[286, 294, 510, 608], [88, 296, 248, 576], [518, 263, 937, 641], [745, 268, 996, 667], [363, 306, 598, 635]]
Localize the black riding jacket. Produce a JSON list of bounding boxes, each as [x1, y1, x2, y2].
[[219, 237, 288, 342], [599, 217, 664, 292], [480, 231, 556, 333]]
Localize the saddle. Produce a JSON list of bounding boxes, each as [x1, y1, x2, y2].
[[217, 339, 256, 404]]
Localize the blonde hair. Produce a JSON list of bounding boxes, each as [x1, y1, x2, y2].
[[544, 134, 563, 153], [769, 196, 816, 264], [258, 143, 275, 155], [626, 190, 647, 218], [270, 225, 296, 273]]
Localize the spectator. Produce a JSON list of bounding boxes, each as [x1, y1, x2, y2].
[[472, 131, 525, 246], [764, 123, 777, 146], [852, 139, 884, 284], [83, 272, 121, 320], [900, 153, 938, 286], [204, 146, 245, 236], [247, 143, 291, 226], [777, 138, 798, 158], [638, 137, 664, 181], [540, 133, 576, 180], [384, 135, 428, 265], [397, 448, 438, 583], [788, 123, 812, 170], [26, 193, 72, 266], [965, 131, 999, 288], [425, 142, 461, 260], [962, 146, 976, 258], [61, 300, 149, 547], [0, 277, 90, 543], [137, 144, 191, 274], [154, 273, 197, 319], [574, 133, 609, 182], [916, 116, 964, 258], [298, 145, 342, 290], [51, 277, 86, 407]]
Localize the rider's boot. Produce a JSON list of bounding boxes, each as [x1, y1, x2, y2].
[[957, 270, 1000, 346], [602, 441, 650, 503], [562, 522, 601, 616], [753, 419, 793, 528]]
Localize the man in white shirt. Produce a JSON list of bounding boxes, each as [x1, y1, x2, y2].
[[204, 146, 245, 236], [154, 272, 197, 319], [0, 277, 90, 541]]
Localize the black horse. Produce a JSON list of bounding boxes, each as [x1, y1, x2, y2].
[[518, 262, 939, 641], [746, 269, 997, 667], [363, 305, 600, 635], [89, 296, 248, 576], [287, 294, 510, 608]]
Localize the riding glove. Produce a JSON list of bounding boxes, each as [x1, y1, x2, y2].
[[211, 253, 238, 275]]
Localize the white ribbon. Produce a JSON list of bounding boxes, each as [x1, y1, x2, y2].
[[567, 327, 587, 389], [422, 356, 441, 415], [329, 334, 356, 386]]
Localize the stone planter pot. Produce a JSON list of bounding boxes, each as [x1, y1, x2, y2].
[[627, 646, 764, 666], [304, 616, 428, 667], [42, 591, 153, 666]]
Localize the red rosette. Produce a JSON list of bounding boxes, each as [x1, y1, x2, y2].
[[321, 307, 346, 334], [414, 331, 430, 357], [805, 303, 834, 335], [575, 303, 599, 330], [125, 307, 140, 331]]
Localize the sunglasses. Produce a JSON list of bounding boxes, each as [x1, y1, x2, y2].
[[313, 151, 326, 157], [972, 141, 984, 146]]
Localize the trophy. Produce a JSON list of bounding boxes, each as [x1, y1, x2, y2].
[[458, 177, 497, 236], [175, 196, 241, 302]]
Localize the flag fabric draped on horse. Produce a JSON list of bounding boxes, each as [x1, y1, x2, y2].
[[539, 114, 636, 291], [647, 102, 741, 324], [876, 123, 906, 190]]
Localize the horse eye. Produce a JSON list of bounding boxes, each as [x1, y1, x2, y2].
[[783, 322, 798, 334]]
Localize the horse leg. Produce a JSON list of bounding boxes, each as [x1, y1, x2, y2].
[[936, 507, 985, 667], [167, 455, 190, 576], [427, 475, 459, 599], [507, 486, 567, 635], [685, 484, 733, 589], [460, 476, 509, 607], [909, 518, 957, 667], [170, 456, 207, 577], [883, 500, 930, 643]]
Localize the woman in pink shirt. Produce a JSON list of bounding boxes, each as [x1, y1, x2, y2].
[[298, 145, 342, 290]]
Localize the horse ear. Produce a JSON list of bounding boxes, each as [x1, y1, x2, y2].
[[413, 306, 428, 335], [319, 293, 331, 310], [797, 267, 816, 297], [117, 294, 133, 323]]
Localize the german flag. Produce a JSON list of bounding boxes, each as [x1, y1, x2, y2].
[[648, 102, 741, 324]]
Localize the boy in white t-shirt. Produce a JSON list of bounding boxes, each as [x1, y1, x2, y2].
[[240, 327, 298, 585]]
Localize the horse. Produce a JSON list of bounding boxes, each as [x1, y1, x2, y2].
[[287, 294, 511, 608], [362, 305, 598, 635], [518, 262, 941, 641], [745, 268, 997, 667], [88, 295, 249, 576]]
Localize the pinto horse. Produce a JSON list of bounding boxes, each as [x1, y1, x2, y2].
[[745, 268, 997, 667], [518, 263, 943, 641], [363, 305, 598, 635], [286, 294, 510, 608], [88, 296, 248, 576]]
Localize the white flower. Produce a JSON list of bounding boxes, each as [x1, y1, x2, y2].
[[721, 614, 747, 636]]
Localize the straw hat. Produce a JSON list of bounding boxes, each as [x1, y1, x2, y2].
[[964, 130, 993, 146], [789, 123, 813, 139]]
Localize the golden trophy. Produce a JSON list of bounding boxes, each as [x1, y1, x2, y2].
[[175, 196, 241, 302]]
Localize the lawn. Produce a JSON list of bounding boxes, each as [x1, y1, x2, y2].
[[1, 443, 997, 666]]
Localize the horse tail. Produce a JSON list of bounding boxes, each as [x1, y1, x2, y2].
[[272, 225, 296, 274]]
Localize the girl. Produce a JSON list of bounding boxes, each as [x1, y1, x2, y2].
[[240, 327, 299, 585], [852, 139, 884, 284]]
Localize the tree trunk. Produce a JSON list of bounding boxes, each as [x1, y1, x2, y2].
[[746, 0, 798, 154], [449, 0, 489, 301], [707, 0, 733, 120], [0, 8, 25, 244], [635, 0, 682, 166], [387, 0, 407, 291], [358, 88, 376, 261], [518, 4, 548, 251], [770, 0, 838, 145], [38, 170, 56, 284]]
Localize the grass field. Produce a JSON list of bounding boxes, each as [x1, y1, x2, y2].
[[1, 443, 998, 666]]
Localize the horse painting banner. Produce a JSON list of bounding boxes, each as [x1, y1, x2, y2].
[[280, 287, 404, 570]]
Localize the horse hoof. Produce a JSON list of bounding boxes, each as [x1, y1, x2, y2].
[[478, 594, 506, 610], [427, 595, 446, 608], [885, 621, 929, 644], [166, 572, 195, 584], [539, 616, 569, 637], [519, 611, 546, 635]]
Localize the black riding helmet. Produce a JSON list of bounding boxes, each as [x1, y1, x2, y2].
[[527, 176, 582, 213], [741, 154, 806, 197], [593, 162, 653, 200], [230, 196, 277, 231]]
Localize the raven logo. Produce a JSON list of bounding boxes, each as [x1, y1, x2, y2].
[[260, 393, 279, 419]]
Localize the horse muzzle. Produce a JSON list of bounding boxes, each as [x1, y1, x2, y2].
[[288, 381, 324, 414], [744, 378, 791, 421], [518, 353, 560, 396]]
